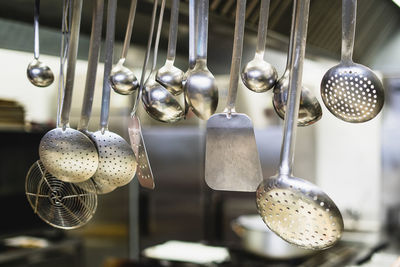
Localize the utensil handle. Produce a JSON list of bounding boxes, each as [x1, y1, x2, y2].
[[196, 0, 209, 60], [79, 0, 104, 131], [33, 0, 40, 60], [131, 0, 159, 116], [341, 0, 356, 63], [121, 0, 137, 60], [151, 0, 166, 71], [255, 0, 270, 57], [166, 0, 179, 61], [100, 0, 117, 132], [278, 0, 310, 176], [225, 0, 247, 114], [60, 0, 82, 128], [285, 0, 297, 68], [188, 0, 196, 68]]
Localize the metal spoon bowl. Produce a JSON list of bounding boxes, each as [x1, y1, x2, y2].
[[27, 59, 54, 87], [241, 55, 277, 93], [156, 59, 184, 95], [110, 59, 139, 95], [256, 175, 343, 250]]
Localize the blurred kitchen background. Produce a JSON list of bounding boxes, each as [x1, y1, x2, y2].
[[1, 0, 400, 266]]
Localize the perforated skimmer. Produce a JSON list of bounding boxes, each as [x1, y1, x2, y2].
[[256, 0, 343, 250], [320, 0, 384, 123], [39, 0, 99, 183]]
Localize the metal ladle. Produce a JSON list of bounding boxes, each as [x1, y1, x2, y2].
[[142, 0, 184, 123], [27, 0, 54, 87], [272, 0, 322, 126], [156, 0, 184, 96], [320, 0, 384, 123], [184, 0, 218, 120], [256, 0, 343, 250], [109, 0, 139, 95], [39, 0, 99, 183], [241, 0, 277, 93]]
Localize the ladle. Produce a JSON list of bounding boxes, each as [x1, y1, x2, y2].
[[241, 0, 277, 93], [256, 0, 343, 250], [272, 0, 322, 126], [27, 0, 54, 87], [156, 0, 184, 96], [39, 0, 99, 183], [141, 0, 184, 123], [109, 0, 139, 95], [184, 0, 218, 120], [320, 0, 384, 123]]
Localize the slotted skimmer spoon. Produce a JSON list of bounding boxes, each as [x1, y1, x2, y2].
[[109, 0, 139, 95], [128, 0, 159, 190], [272, 0, 322, 127], [241, 0, 277, 93], [26, 160, 97, 229], [205, 0, 262, 192], [256, 0, 343, 250], [39, 0, 99, 183], [320, 0, 384, 123], [90, 0, 137, 188]]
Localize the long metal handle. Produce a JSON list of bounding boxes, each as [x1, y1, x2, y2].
[[121, 0, 137, 61], [284, 0, 297, 69], [78, 0, 104, 131], [255, 0, 270, 57], [166, 0, 179, 61], [196, 0, 209, 60], [33, 0, 40, 59], [100, 0, 117, 132], [60, 0, 82, 128], [188, 0, 196, 68], [278, 0, 310, 176], [151, 0, 166, 71], [224, 0, 247, 114], [131, 0, 159, 116], [341, 0, 356, 63]]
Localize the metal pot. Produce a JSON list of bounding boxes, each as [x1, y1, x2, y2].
[[231, 215, 314, 259]]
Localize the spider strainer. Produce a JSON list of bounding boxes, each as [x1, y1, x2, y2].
[[39, 0, 99, 183], [320, 0, 384, 123], [90, 0, 137, 188], [256, 0, 343, 250], [26, 160, 97, 229]]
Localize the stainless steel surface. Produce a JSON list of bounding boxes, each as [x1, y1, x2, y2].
[[320, 0, 384, 123], [39, 0, 99, 183], [142, 0, 184, 123], [25, 160, 97, 229], [241, 0, 277, 93], [256, 0, 343, 250], [91, 0, 136, 188], [184, 0, 218, 120], [156, 0, 184, 96], [109, 0, 139, 95], [205, 0, 262, 192], [272, 0, 322, 127], [232, 215, 314, 259], [26, 0, 54, 87]]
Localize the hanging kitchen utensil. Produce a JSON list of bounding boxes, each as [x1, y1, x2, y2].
[[109, 0, 139, 95], [76, 0, 116, 194], [90, 0, 137, 188], [27, 0, 54, 87], [39, 0, 99, 183], [272, 0, 322, 127], [241, 0, 277, 93], [156, 0, 184, 96], [184, 0, 218, 120], [127, 0, 160, 190], [26, 160, 97, 229], [141, 0, 184, 123], [205, 0, 262, 192], [256, 0, 343, 250], [320, 0, 384, 123]]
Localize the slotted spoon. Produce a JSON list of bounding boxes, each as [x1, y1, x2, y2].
[[256, 0, 343, 250]]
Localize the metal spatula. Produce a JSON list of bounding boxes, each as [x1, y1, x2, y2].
[[205, 0, 262, 192]]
